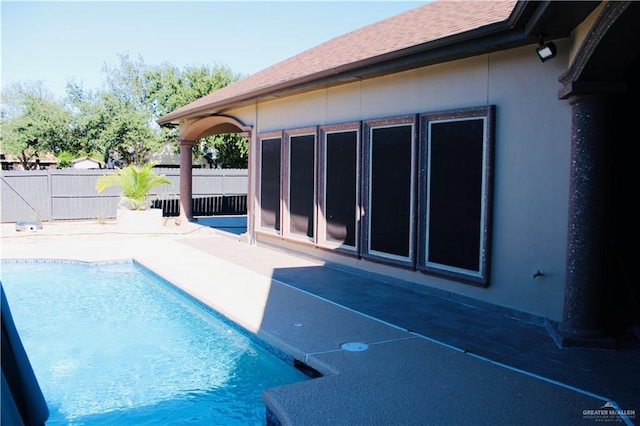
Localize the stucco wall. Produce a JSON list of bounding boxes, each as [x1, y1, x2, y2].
[[485, 41, 572, 320], [225, 40, 575, 322]]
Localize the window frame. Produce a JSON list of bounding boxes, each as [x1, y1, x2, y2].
[[256, 131, 283, 237], [318, 122, 361, 254], [283, 126, 318, 244], [361, 115, 417, 267], [417, 106, 495, 286]]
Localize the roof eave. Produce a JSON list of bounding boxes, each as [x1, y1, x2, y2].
[[157, 21, 520, 126], [157, 1, 601, 126]]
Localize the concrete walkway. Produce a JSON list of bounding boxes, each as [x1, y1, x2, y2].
[[1, 221, 638, 425]]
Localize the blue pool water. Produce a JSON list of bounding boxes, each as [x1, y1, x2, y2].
[[0, 260, 310, 425], [195, 216, 247, 235]]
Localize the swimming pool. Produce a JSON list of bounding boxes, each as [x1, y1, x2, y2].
[[195, 215, 247, 235], [0, 260, 311, 425]]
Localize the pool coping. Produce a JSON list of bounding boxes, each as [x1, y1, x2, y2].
[[0, 221, 622, 425]]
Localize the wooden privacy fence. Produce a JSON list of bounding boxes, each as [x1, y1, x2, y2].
[[0, 168, 248, 223]]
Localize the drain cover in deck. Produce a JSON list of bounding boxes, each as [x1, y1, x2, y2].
[[340, 342, 369, 352]]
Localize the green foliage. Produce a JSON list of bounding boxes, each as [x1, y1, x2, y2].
[[200, 134, 248, 169], [1, 54, 247, 169], [65, 83, 104, 155], [55, 151, 75, 168], [67, 56, 164, 166], [0, 82, 73, 169], [95, 163, 172, 210], [143, 62, 241, 118], [142, 61, 243, 164], [97, 92, 163, 166], [103, 53, 149, 111]]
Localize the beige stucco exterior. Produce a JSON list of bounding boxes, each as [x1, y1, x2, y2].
[[205, 38, 581, 321]]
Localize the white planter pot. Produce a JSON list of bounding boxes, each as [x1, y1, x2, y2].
[[116, 208, 164, 233]]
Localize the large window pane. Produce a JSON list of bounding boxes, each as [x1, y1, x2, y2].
[[419, 106, 495, 286], [367, 122, 414, 261], [288, 134, 315, 238], [428, 119, 483, 271], [260, 137, 281, 231], [325, 130, 358, 247]]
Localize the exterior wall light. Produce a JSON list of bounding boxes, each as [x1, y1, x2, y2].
[[536, 36, 557, 62]]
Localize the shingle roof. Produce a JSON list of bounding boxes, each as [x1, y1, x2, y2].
[[159, 0, 518, 124]]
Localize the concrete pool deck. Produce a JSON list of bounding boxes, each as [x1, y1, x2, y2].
[[1, 220, 638, 425]]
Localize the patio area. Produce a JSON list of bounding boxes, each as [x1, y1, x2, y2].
[[1, 220, 638, 425]]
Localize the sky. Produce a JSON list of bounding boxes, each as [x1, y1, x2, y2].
[[1, 1, 425, 99]]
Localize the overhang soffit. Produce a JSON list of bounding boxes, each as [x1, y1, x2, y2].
[[179, 115, 251, 141]]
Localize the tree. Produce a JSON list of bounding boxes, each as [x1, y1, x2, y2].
[[0, 82, 73, 169], [103, 53, 149, 111], [96, 55, 163, 165], [65, 82, 108, 158], [200, 134, 248, 169], [97, 92, 163, 166], [55, 151, 75, 169], [1, 55, 249, 169], [143, 62, 248, 168], [142, 62, 240, 118], [64, 81, 162, 166]]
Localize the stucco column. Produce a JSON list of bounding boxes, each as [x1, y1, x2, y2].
[[551, 90, 616, 348], [244, 131, 256, 244], [178, 139, 195, 224]]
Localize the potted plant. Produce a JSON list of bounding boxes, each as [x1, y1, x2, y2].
[[95, 163, 172, 232]]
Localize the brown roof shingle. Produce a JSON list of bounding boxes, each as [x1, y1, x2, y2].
[[159, 0, 517, 123]]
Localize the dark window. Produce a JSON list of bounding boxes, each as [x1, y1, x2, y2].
[[259, 136, 281, 232], [419, 106, 495, 286], [286, 132, 316, 239], [320, 126, 359, 249], [258, 106, 493, 286], [363, 117, 415, 265]]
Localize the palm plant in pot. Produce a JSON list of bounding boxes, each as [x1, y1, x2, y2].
[[96, 163, 172, 231]]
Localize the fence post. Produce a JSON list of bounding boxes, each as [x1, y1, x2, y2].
[[47, 169, 53, 222]]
